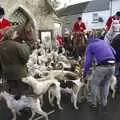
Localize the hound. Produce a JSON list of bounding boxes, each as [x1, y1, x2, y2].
[[22, 76, 63, 110], [109, 75, 117, 98], [59, 79, 84, 110], [0, 91, 48, 120]]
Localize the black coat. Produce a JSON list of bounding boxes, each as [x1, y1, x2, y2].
[[0, 40, 30, 80], [111, 34, 120, 62]]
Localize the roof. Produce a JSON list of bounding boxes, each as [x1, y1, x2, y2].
[[57, 2, 89, 17], [57, 0, 109, 17], [83, 0, 109, 13]]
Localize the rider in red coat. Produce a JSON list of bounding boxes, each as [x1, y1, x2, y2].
[[104, 11, 120, 32], [73, 17, 86, 33], [0, 7, 11, 41], [72, 17, 86, 59]]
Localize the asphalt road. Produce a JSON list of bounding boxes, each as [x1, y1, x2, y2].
[[0, 93, 120, 120]]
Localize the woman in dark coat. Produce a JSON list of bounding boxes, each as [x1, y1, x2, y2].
[[0, 28, 32, 100]]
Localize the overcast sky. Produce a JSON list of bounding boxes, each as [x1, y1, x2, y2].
[[58, 0, 92, 9]]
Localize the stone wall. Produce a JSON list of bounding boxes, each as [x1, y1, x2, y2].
[[0, 0, 60, 39]]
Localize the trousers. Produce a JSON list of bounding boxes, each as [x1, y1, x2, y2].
[[90, 65, 115, 106]]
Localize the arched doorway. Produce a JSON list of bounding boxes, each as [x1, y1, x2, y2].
[[8, 6, 37, 50]]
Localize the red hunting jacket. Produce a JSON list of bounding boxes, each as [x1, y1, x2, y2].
[[0, 17, 11, 41], [56, 34, 64, 46], [105, 16, 120, 32], [73, 21, 86, 33]]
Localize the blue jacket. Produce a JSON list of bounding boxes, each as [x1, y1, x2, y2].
[[84, 38, 115, 72]]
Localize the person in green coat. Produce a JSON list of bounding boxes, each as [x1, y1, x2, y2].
[[0, 28, 32, 100]]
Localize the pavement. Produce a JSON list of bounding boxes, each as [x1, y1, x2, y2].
[[0, 92, 120, 120]]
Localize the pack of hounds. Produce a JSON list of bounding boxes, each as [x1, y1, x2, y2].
[[0, 40, 117, 120]]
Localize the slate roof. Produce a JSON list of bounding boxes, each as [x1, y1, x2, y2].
[[57, 0, 109, 17], [57, 2, 89, 17], [83, 0, 109, 13]]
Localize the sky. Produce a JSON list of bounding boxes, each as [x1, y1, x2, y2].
[[58, 0, 92, 9]]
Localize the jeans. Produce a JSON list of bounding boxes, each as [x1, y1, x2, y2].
[[90, 65, 115, 106]]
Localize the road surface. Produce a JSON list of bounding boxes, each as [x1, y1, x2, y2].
[[0, 92, 120, 120]]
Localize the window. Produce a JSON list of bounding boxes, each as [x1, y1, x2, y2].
[[54, 23, 62, 36], [39, 30, 53, 50], [92, 13, 99, 23]]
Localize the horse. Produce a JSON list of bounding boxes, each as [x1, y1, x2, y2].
[[72, 32, 86, 59]]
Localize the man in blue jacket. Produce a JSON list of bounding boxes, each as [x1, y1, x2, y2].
[[84, 33, 115, 111]]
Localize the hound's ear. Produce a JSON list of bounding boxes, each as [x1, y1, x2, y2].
[[38, 52, 41, 56], [58, 80, 65, 84], [47, 67, 51, 71], [34, 74, 41, 79], [80, 77, 83, 82]]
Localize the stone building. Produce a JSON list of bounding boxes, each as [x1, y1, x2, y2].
[[57, 0, 120, 32], [57, 0, 110, 32], [0, 0, 61, 48]]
